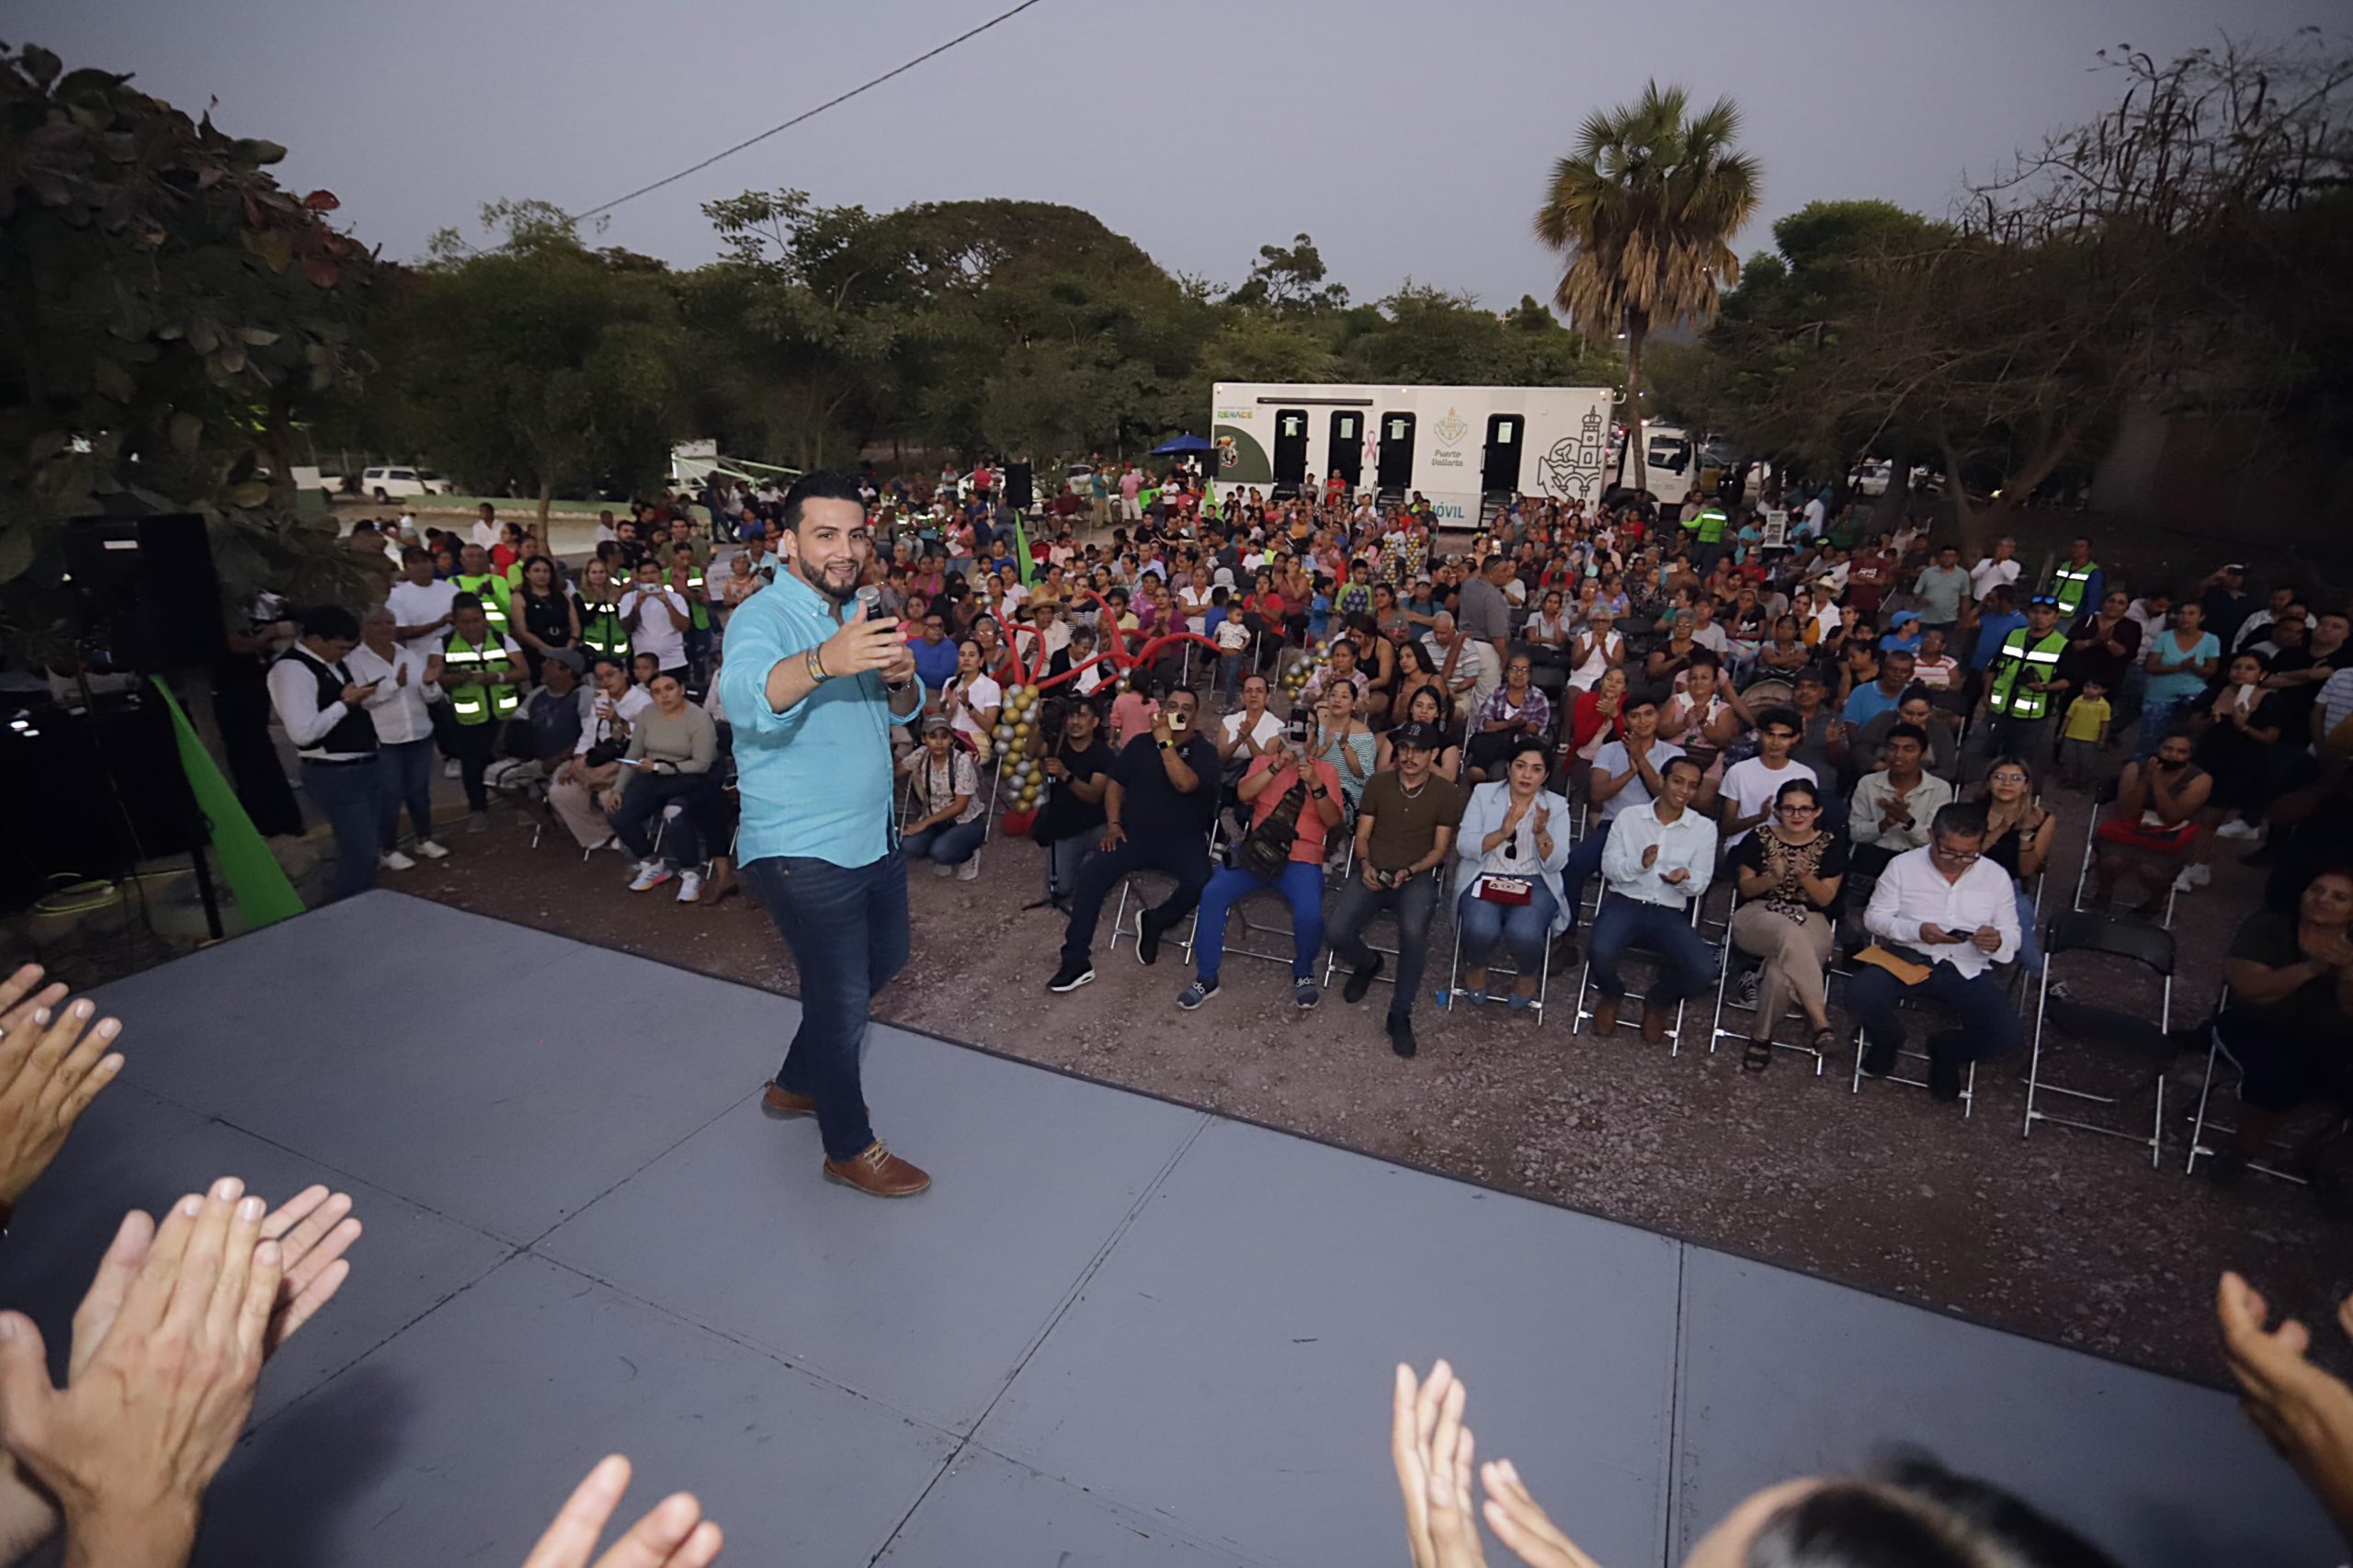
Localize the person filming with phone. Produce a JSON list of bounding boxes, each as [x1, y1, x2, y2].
[[1175, 713, 1345, 1013], [266, 603, 384, 903], [1048, 687, 1220, 994]]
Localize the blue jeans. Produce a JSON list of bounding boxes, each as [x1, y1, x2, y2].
[[742, 848, 909, 1161], [1849, 959, 2023, 1065], [1586, 893, 1714, 1003], [376, 736, 436, 849], [2014, 883, 2043, 970], [302, 759, 382, 903], [2135, 694, 2193, 760], [1193, 860, 1325, 983], [1457, 880, 1561, 976], [904, 818, 985, 866], [1219, 652, 1243, 703], [1560, 829, 1610, 930]]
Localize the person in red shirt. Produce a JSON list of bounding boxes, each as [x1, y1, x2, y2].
[[1847, 538, 1894, 619], [1176, 732, 1346, 1011]]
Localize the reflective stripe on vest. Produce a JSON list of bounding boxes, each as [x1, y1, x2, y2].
[[1695, 508, 1728, 543], [1988, 629, 2070, 719], [581, 601, 625, 657], [442, 635, 519, 723], [454, 575, 510, 634], [2051, 562, 2097, 613]]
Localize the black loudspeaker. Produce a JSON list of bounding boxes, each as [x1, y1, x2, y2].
[[1004, 461, 1034, 509], [0, 692, 200, 911], [63, 514, 227, 672]]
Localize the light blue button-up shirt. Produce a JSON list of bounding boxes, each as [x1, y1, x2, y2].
[[719, 570, 924, 869]]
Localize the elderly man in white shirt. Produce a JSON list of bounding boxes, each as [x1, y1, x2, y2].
[[1854, 801, 2024, 1099], [1587, 754, 1720, 1041]]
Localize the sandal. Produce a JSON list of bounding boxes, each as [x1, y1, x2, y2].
[[1742, 1038, 1774, 1073], [1811, 1026, 1839, 1054]]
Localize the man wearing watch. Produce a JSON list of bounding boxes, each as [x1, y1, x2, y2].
[[1324, 722, 1465, 1059], [719, 472, 933, 1199], [1048, 687, 1220, 994], [1175, 730, 1345, 1013]]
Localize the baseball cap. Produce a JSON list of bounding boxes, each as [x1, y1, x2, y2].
[[1390, 722, 1445, 753], [1889, 609, 1920, 626], [543, 648, 586, 676], [922, 713, 954, 734]]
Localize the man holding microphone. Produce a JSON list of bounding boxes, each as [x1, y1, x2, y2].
[[722, 472, 931, 1198]]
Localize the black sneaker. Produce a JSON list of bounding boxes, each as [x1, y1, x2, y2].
[[1343, 953, 1386, 1005], [1177, 979, 1218, 1010], [1048, 960, 1096, 994], [1927, 1052, 1964, 1102], [1859, 1035, 1898, 1078], [1388, 1012, 1418, 1059], [1137, 914, 1165, 967]]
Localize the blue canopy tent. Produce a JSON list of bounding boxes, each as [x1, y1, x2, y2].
[[1152, 432, 1214, 455]]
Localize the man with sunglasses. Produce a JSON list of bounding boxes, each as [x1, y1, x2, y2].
[[1853, 801, 2023, 1100]]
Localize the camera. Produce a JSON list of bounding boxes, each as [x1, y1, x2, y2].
[[1287, 714, 1310, 747]]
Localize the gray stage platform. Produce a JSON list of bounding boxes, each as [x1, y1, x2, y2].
[[12, 892, 2332, 1566]]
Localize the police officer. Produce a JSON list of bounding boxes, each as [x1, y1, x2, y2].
[[1978, 594, 2073, 786], [438, 592, 527, 831]]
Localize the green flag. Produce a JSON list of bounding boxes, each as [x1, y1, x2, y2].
[[151, 676, 306, 929], [1013, 513, 1036, 587]]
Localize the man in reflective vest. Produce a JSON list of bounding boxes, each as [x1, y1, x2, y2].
[[2047, 536, 2102, 619], [667, 547, 713, 685], [1978, 595, 2073, 787], [1690, 499, 1731, 574], [438, 593, 526, 830], [451, 543, 515, 643]]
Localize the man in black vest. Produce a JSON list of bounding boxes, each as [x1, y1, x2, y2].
[[265, 604, 383, 903]]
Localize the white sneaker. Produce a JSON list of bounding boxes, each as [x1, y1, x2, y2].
[[956, 858, 979, 881], [629, 860, 673, 892], [2188, 861, 2212, 888], [443, 759, 461, 779], [2213, 819, 2260, 841], [2172, 864, 2208, 895], [415, 839, 450, 860], [676, 869, 704, 903], [379, 849, 416, 871], [933, 860, 955, 878]]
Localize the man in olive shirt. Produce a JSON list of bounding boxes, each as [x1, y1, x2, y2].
[[1323, 722, 1464, 1060]]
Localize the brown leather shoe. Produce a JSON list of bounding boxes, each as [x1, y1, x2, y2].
[[1641, 1000, 1672, 1043], [823, 1142, 931, 1198], [1590, 995, 1620, 1035], [761, 1083, 816, 1117]]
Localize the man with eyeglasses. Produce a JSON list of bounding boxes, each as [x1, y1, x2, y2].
[[1854, 801, 2023, 1099]]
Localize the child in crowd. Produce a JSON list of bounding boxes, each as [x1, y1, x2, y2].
[[2059, 678, 2111, 789]]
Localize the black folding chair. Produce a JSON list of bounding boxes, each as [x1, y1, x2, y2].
[[2022, 911, 2174, 1166]]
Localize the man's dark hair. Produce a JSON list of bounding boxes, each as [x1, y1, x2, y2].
[[449, 593, 483, 616], [300, 604, 360, 641], [1884, 722, 1929, 753], [1482, 553, 1510, 574], [1757, 706, 1802, 736], [401, 546, 430, 564], [780, 471, 866, 533], [1663, 755, 1704, 782], [1932, 801, 1989, 839], [1621, 693, 1659, 716]]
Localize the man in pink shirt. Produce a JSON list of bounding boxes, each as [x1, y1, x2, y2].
[[1118, 463, 1144, 522]]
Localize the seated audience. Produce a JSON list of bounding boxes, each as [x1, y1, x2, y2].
[[1855, 802, 2023, 1099], [898, 715, 986, 880], [1727, 778, 1848, 1067], [1588, 755, 1719, 1041], [1177, 731, 1345, 1012], [603, 670, 721, 902], [1847, 723, 1954, 881], [1324, 722, 1464, 1061], [1452, 740, 1573, 1010]]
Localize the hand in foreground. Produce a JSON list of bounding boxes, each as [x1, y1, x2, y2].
[[0, 965, 66, 1039], [1392, 1361, 1486, 1568], [2218, 1271, 2353, 1545], [0, 1179, 282, 1568], [520, 1455, 722, 1568], [0, 997, 125, 1204], [1478, 1458, 1602, 1568], [816, 601, 904, 680]]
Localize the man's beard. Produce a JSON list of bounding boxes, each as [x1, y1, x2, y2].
[[791, 555, 859, 605]]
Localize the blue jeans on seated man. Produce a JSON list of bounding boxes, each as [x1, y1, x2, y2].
[[1192, 859, 1326, 983], [1457, 879, 1561, 978], [1559, 829, 1609, 930], [1586, 892, 1714, 1002], [1848, 959, 2024, 1069], [742, 848, 908, 1163], [904, 817, 985, 867]]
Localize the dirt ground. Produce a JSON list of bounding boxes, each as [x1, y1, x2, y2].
[[387, 771, 2348, 1395]]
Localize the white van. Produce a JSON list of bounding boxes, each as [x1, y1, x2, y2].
[[359, 466, 455, 501]]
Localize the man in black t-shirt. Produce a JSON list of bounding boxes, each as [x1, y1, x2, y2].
[[1048, 687, 1221, 992], [1031, 698, 1117, 905]]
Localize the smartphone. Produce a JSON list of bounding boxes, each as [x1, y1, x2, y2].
[[615, 757, 645, 767], [1287, 715, 1310, 746]]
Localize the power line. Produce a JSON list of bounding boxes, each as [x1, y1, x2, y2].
[[565, 0, 1049, 224]]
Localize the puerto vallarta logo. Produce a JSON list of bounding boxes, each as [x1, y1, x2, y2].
[[1433, 408, 1469, 448]]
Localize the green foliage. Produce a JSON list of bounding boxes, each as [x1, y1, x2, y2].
[[0, 41, 382, 662]]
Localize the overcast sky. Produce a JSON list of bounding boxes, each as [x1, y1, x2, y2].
[[24, 0, 2324, 307]]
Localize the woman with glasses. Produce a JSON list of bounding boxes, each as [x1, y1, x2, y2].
[[1452, 739, 1574, 1011], [1726, 778, 1848, 1069], [1976, 756, 2055, 966]]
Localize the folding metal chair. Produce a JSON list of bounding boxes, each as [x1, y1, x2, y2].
[[2183, 984, 2323, 1186], [1708, 931, 1836, 1075], [1437, 869, 1554, 1021], [1108, 821, 1218, 962], [1848, 976, 1995, 1116], [1571, 897, 1706, 1051], [2022, 911, 2174, 1165], [2071, 777, 2179, 928]]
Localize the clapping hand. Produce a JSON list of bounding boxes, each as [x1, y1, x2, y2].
[[0, 992, 124, 1204], [1640, 844, 1660, 869], [519, 1455, 722, 1568], [1392, 1362, 1487, 1568], [2218, 1272, 2353, 1543]]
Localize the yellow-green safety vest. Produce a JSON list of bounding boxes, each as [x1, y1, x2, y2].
[[2050, 560, 2098, 618], [1694, 507, 1729, 543], [579, 595, 627, 659], [452, 574, 512, 639], [677, 570, 710, 632], [442, 631, 520, 724], [1988, 627, 2070, 720]]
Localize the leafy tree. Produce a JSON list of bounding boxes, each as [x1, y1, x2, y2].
[[0, 41, 381, 662], [1228, 233, 1350, 318], [385, 200, 682, 518], [1534, 81, 1760, 494]]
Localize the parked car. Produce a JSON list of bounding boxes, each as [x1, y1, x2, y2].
[[1849, 458, 1894, 497], [1063, 462, 1100, 496], [360, 466, 455, 502]]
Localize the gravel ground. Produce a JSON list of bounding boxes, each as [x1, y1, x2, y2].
[[401, 771, 2349, 1392]]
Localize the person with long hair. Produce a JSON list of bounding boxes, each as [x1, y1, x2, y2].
[[1379, 683, 1461, 784], [1452, 740, 1573, 1010], [1390, 638, 1446, 730], [1727, 778, 1847, 1068], [1977, 756, 2055, 966], [2211, 868, 2353, 1212], [1311, 677, 1378, 816], [511, 554, 579, 687], [941, 638, 1003, 762]]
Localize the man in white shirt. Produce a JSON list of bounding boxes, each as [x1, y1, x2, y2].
[[384, 549, 460, 660], [1970, 538, 2022, 600], [1563, 695, 1685, 942], [265, 604, 382, 903], [1587, 755, 1720, 1040], [1711, 709, 1816, 846], [619, 560, 692, 679], [469, 502, 500, 550], [1855, 801, 2023, 1098]]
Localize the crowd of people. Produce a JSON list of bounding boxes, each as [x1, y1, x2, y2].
[[243, 457, 2353, 1211]]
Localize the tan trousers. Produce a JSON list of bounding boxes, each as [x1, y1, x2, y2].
[[1730, 903, 1833, 1036], [549, 762, 622, 848]]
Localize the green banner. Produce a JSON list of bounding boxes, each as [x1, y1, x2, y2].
[[151, 676, 307, 929], [1013, 514, 1036, 587]]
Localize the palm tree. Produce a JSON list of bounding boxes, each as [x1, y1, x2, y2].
[[1535, 82, 1760, 501]]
